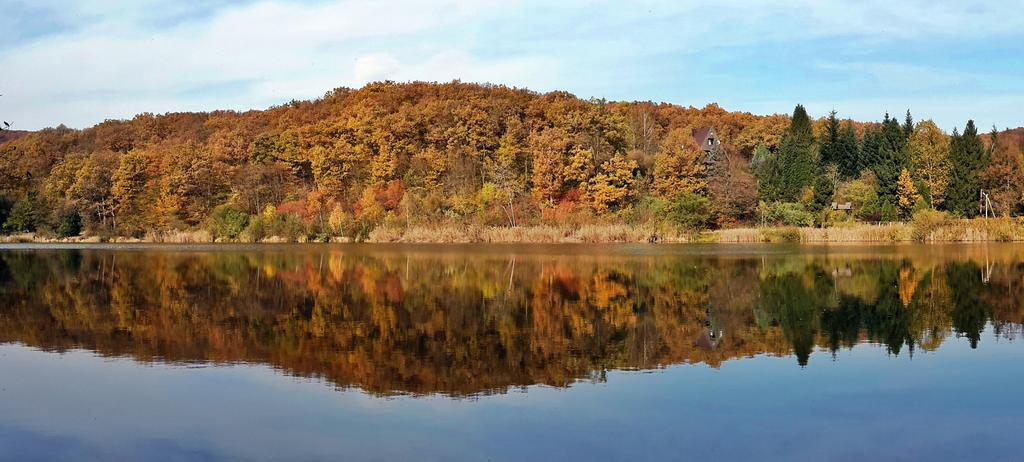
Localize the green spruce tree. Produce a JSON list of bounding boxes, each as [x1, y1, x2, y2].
[[902, 110, 914, 139], [768, 105, 817, 202], [836, 121, 861, 179], [819, 110, 841, 167], [945, 121, 987, 217]]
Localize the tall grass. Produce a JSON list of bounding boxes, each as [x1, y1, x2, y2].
[[715, 217, 1024, 243]]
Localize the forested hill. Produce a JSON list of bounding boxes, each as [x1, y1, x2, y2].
[[0, 81, 1021, 241]]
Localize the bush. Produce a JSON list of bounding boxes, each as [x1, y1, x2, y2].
[[761, 226, 802, 243], [207, 205, 250, 240], [3, 195, 38, 233], [760, 201, 814, 227], [663, 192, 714, 231], [56, 211, 83, 238], [0, 197, 11, 231], [880, 200, 898, 223], [910, 209, 948, 242]]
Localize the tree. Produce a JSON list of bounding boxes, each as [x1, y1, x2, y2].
[[529, 128, 571, 204], [3, 193, 37, 233], [981, 128, 1024, 216], [586, 154, 637, 213], [902, 110, 914, 139], [871, 113, 910, 203], [664, 192, 713, 231], [836, 121, 862, 179], [652, 128, 706, 197], [907, 120, 951, 208], [896, 168, 921, 219], [56, 210, 82, 237], [761, 105, 817, 202], [69, 152, 117, 230], [946, 121, 987, 217], [819, 110, 841, 167], [111, 150, 151, 235]]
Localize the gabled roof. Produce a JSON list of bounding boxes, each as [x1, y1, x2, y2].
[[692, 127, 714, 146]]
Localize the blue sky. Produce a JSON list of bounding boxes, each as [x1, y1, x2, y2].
[[2, 0, 1023, 132]]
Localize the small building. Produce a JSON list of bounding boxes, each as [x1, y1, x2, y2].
[[691, 127, 720, 164], [831, 202, 853, 212]]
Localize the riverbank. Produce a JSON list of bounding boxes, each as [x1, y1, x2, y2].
[[3, 217, 1024, 244]]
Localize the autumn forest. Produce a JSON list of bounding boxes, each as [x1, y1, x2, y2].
[[1, 81, 1022, 242]]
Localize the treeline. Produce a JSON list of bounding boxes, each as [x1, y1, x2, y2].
[[0, 81, 1020, 240]]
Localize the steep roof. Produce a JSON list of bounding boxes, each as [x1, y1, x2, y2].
[[692, 127, 713, 146]]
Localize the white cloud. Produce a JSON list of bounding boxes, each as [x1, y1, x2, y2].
[[3, 0, 1024, 130], [354, 54, 401, 84]]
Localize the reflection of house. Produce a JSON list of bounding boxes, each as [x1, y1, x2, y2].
[[694, 306, 724, 351], [691, 127, 720, 164]]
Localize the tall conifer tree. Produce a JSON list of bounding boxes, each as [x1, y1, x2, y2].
[[819, 110, 841, 166], [768, 105, 817, 202], [946, 121, 987, 216], [836, 121, 861, 179]]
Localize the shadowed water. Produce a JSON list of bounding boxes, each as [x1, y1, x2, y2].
[[1, 244, 1022, 461]]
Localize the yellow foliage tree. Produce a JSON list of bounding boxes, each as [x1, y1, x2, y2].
[[653, 128, 706, 198], [896, 168, 921, 219], [586, 154, 637, 213], [907, 120, 950, 207]]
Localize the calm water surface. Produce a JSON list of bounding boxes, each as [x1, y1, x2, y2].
[[1, 244, 1022, 461]]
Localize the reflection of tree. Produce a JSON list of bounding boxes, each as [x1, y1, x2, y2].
[[0, 250, 1020, 395], [945, 262, 990, 348]]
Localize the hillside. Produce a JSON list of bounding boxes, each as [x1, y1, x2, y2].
[[0, 81, 1021, 242], [0, 129, 29, 145]]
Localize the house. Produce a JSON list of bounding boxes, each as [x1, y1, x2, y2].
[[691, 127, 720, 164], [831, 202, 853, 212]]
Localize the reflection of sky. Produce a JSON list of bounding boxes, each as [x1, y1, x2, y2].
[[2, 328, 1021, 461]]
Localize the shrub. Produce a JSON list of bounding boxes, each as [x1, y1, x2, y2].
[[761, 226, 802, 243], [0, 197, 11, 231], [207, 205, 250, 240], [3, 195, 38, 233], [760, 201, 814, 227], [663, 192, 714, 231], [910, 209, 948, 242], [56, 211, 83, 238], [880, 200, 898, 223]]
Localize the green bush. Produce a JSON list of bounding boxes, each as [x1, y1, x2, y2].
[[56, 211, 83, 238], [760, 201, 814, 227], [207, 205, 250, 240], [880, 200, 898, 223], [240, 206, 307, 242], [663, 192, 714, 231], [0, 197, 12, 231], [3, 195, 38, 233], [761, 226, 802, 243]]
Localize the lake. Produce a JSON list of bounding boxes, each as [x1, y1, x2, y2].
[[1, 244, 1022, 461]]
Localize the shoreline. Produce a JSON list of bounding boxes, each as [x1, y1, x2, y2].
[[3, 218, 1024, 244]]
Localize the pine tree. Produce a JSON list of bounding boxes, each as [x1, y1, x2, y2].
[[836, 121, 861, 179], [902, 110, 914, 139], [946, 121, 987, 217], [819, 110, 841, 166], [768, 105, 817, 202], [870, 113, 911, 203], [861, 126, 881, 172]]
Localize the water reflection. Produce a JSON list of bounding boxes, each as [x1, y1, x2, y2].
[[1, 245, 1021, 396]]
